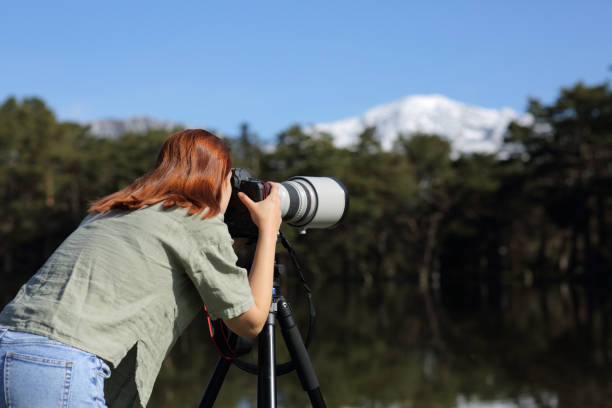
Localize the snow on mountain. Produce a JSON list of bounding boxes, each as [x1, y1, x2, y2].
[[87, 116, 183, 139], [307, 94, 533, 154], [85, 95, 533, 155]]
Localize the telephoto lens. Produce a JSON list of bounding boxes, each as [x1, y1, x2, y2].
[[278, 177, 348, 231], [225, 169, 349, 237]]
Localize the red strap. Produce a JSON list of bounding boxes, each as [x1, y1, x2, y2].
[[204, 305, 233, 360]]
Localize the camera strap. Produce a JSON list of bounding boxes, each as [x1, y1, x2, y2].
[[278, 232, 316, 348], [204, 305, 235, 359]]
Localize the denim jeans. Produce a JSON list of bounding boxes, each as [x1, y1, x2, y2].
[[0, 328, 110, 408]]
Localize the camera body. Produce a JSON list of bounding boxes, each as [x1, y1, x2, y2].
[[225, 168, 272, 238], [224, 168, 349, 238]]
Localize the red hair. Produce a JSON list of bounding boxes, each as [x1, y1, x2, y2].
[[88, 129, 232, 219]]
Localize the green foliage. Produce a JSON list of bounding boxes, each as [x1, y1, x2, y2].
[[504, 81, 612, 281]]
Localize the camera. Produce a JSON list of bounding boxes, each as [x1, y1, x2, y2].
[[224, 168, 349, 238]]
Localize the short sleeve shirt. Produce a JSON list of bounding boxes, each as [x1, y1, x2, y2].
[[0, 203, 254, 407]]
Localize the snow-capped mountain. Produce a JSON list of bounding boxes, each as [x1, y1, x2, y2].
[[307, 94, 533, 153], [88, 116, 183, 139], [86, 95, 533, 154]]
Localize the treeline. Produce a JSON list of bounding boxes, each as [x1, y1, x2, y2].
[[1, 82, 611, 323]]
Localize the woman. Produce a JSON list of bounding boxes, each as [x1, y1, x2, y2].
[[0, 129, 281, 407]]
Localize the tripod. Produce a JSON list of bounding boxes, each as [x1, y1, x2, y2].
[[198, 256, 327, 408]]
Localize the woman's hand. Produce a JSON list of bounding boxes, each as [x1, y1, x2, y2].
[[237, 182, 282, 235]]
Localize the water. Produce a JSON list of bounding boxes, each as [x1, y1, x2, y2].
[[149, 280, 612, 407]]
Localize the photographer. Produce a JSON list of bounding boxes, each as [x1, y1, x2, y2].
[[0, 129, 281, 408]]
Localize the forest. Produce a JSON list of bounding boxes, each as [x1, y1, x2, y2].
[[1, 81, 611, 407]]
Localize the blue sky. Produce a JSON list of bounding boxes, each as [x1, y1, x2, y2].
[[1, 0, 611, 139]]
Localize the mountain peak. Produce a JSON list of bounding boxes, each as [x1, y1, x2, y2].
[[307, 94, 533, 153]]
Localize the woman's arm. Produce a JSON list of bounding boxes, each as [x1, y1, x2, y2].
[[223, 183, 281, 338]]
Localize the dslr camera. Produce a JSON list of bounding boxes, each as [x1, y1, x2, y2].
[[225, 168, 349, 238]]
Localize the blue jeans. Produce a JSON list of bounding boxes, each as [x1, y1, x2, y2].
[[0, 328, 110, 408]]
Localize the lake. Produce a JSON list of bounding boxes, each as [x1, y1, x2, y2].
[[149, 278, 612, 407]]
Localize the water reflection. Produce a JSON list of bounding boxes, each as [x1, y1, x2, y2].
[[150, 280, 612, 407]]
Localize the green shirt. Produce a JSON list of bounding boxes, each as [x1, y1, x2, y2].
[[0, 203, 254, 407]]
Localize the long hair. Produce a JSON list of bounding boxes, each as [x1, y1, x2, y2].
[[88, 129, 232, 219]]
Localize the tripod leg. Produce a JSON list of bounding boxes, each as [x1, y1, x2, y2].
[[277, 297, 327, 408], [258, 311, 277, 408], [199, 357, 232, 408]]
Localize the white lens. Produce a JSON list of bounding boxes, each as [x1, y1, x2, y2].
[[279, 177, 348, 230]]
